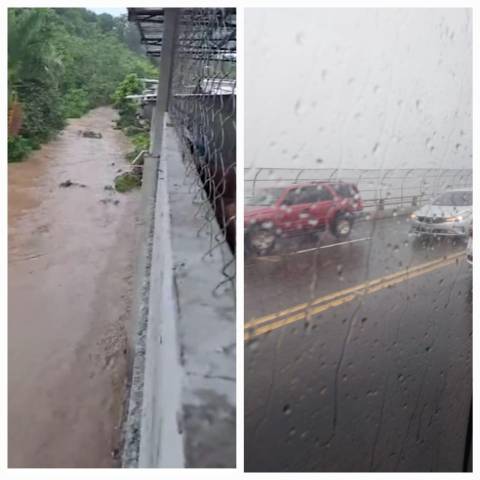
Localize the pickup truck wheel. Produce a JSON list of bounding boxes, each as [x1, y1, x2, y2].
[[332, 214, 353, 239], [247, 227, 276, 256]]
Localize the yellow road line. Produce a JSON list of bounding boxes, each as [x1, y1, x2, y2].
[[244, 252, 463, 341], [245, 252, 462, 330]]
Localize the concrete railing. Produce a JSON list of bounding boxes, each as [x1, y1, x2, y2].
[[122, 116, 235, 468]]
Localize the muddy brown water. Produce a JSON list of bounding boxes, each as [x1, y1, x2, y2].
[[8, 107, 140, 467]]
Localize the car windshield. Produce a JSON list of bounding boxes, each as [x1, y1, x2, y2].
[[433, 191, 472, 206], [246, 188, 283, 206]]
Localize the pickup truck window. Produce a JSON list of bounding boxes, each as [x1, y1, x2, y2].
[[246, 188, 283, 206], [282, 188, 305, 205]]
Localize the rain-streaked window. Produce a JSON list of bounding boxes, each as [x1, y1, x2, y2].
[[244, 8, 472, 472]]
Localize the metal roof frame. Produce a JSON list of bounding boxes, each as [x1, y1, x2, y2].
[[128, 8, 236, 59]]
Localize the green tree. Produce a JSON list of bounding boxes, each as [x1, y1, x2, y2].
[[8, 8, 65, 157], [112, 73, 143, 128], [8, 7, 157, 162]]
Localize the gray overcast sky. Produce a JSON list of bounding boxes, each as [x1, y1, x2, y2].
[[88, 8, 126, 17], [246, 8, 472, 172]]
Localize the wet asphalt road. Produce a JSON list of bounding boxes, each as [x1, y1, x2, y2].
[[245, 216, 472, 472]]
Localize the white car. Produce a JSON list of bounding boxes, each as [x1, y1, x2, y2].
[[466, 228, 472, 265], [410, 189, 472, 238]]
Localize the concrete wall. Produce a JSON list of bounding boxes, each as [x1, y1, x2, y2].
[[140, 102, 155, 123], [122, 116, 236, 468]]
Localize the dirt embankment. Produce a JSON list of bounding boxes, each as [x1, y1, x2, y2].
[[8, 107, 140, 467]]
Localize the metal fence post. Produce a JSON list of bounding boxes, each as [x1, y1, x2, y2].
[[252, 168, 262, 196], [150, 9, 178, 157], [295, 169, 305, 183]]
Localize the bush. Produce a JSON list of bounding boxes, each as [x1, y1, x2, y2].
[[124, 125, 145, 136], [116, 102, 138, 129], [114, 171, 141, 192], [8, 135, 33, 162], [124, 131, 150, 163], [131, 132, 149, 151], [112, 73, 144, 128], [17, 80, 65, 145], [112, 73, 142, 107], [62, 88, 90, 118]]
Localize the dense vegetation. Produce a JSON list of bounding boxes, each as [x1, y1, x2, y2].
[[110, 71, 150, 192], [111, 72, 150, 165], [8, 8, 157, 161]]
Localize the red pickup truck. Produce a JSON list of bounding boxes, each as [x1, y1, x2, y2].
[[245, 181, 363, 255]]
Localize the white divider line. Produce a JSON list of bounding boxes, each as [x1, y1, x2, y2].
[[293, 236, 372, 254]]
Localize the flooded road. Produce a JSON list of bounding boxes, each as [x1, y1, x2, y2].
[[8, 107, 140, 467]]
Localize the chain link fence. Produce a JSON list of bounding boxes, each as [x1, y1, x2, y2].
[[246, 167, 472, 213], [123, 10, 237, 467], [169, 8, 236, 290], [129, 7, 236, 291]]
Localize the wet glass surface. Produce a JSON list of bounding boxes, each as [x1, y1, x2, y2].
[[244, 8, 472, 472]]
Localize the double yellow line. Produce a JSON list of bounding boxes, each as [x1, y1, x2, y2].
[[244, 252, 464, 341]]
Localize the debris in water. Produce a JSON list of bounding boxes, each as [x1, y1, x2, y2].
[[100, 198, 121, 205], [82, 130, 102, 139], [59, 180, 86, 188]]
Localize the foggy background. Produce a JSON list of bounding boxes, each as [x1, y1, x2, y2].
[[245, 8, 472, 172]]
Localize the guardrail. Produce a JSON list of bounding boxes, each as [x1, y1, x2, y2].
[[245, 167, 472, 212]]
